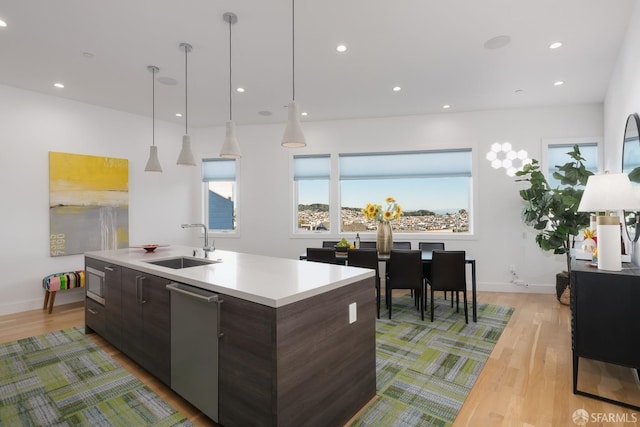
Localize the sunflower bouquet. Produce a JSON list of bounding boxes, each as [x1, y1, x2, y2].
[[362, 196, 402, 222]]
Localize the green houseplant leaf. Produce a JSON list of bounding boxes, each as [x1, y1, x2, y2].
[[514, 145, 593, 274]]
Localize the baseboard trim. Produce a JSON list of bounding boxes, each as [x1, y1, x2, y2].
[[0, 290, 85, 316], [478, 282, 555, 294]]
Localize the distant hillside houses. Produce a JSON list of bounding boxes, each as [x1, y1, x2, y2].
[[298, 205, 468, 232]]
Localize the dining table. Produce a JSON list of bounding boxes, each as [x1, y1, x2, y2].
[[301, 249, 478, 322]]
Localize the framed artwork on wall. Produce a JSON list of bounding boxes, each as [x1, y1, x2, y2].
[[49, 151, 129, 256]]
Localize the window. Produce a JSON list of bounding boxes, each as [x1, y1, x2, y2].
[[545, 140, 600, 188], [202, 158, 237, 231], [294, 155, 330, 232], [339, 150, 472, 233]]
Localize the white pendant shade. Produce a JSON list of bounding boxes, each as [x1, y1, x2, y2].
[[220, 121, 242, 158], [281, 101, 306, 148], [177, 135, 196, 165], [144, 145, 162, 172]]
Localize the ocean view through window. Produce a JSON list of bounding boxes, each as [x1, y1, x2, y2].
[[295, 150, 472, 234]]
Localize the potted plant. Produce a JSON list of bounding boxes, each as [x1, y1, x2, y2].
[[515, 145, 593, 303], [335, 238, 351, 255]]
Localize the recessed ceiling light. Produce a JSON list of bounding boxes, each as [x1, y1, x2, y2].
[[176, 113, 183, 117], [336, 44, 347, 53], [236, 87, 245, 93], [554, 80, 565, 86], [442, 104, 451, 109], [0, 19, 8, 27], [484, 35, 511, 50], [392, 86, 401, 92], [301, 112, 308, 116], [549, 41, 563, 49], [514, 89, 524, 93], [53, 83, 64, 89]]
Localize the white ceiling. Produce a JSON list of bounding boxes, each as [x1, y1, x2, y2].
[[0, 0, 635, 128]]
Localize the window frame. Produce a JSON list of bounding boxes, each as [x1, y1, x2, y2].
[[290, 148, 476, 239], [541, 137, 603, 186], [202, 158, 241, 238], [291, 154, 332, 235]]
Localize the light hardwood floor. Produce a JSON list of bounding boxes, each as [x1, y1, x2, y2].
[[1, 292, 639, 426]]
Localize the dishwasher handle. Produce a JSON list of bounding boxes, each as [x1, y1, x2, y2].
[[166, 283, 218, 302], [167, 283, 224, 338]]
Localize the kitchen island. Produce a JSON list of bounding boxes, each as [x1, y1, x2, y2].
[[84, 246, 376, 427]]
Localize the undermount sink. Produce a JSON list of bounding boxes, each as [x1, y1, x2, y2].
[[146, 257, 220, 269]]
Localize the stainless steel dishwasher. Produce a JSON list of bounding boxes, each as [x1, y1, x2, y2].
[[166, 283, 223, 422]]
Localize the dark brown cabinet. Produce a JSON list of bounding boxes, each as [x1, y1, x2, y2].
[[84, 254, 376, 426], [570, 259, 640, 410], [85, 258, 122, 347], [121, 267, 171, 386], [85, 298, 107, 337]]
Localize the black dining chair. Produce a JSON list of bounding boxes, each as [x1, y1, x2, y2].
[[359, 241, 377, 249], [322, 241, 339, 248], [348, 248, 381, 318], [418, 242, 449, 303], [392, 241, 412, 249], [306, 247, 337, 264], [386, 250, 425, 320], [426, 250, 468, 323]]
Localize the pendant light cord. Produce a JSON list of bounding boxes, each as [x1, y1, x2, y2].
[[229, 17, 233, 121], [292, 0, 296, 102], [152, 67, 156, 146], [184, 45, 188, 134]]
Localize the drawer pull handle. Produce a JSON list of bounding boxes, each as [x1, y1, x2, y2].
[[87, 308, 98, 315]]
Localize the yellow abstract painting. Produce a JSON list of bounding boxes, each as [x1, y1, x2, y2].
[[49, 152, 129, 256]]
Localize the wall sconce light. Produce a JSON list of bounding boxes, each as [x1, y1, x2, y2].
[[485, 142, 531, 176]]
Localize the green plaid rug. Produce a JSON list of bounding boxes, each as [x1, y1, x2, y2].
[[351, 295, 514, 426], [0, 327, 193, 426]]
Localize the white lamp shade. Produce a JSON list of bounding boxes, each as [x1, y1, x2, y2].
[[144, 145, 162, 172], [578, 173, 640, 212], [177, 135, 196, 166], [281, 101, 306, 148], [220, 121, 242, 158]]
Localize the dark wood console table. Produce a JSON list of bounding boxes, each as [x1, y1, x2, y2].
[[570, 259, 640, 410]]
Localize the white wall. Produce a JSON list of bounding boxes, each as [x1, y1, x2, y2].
[[604, 1, 640, 264], [194, 104, 604, 294], [0, 82, 606, 315], [0, 84, 196, 314]]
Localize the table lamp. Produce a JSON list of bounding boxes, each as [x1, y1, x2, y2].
[[578, 173, 640, 270]]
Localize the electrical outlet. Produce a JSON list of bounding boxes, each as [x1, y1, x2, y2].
[[349, 302, 357, 324]]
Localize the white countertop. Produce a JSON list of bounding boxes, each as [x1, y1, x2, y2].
[[85, 246, 374, 308]]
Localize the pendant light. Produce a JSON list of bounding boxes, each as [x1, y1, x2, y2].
[[177, 42, 196, 165], [281, 0, 306, 148], [144, 65, 162, 172], [220, 12, 242, 158]]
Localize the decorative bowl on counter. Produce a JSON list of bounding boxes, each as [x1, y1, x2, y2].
[[131, 244, 169, 253]]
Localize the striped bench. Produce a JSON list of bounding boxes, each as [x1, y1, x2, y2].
[[42, 270, 85, 314]]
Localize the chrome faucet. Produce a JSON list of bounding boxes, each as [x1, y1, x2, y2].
[[181, 223, 214, 256]]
